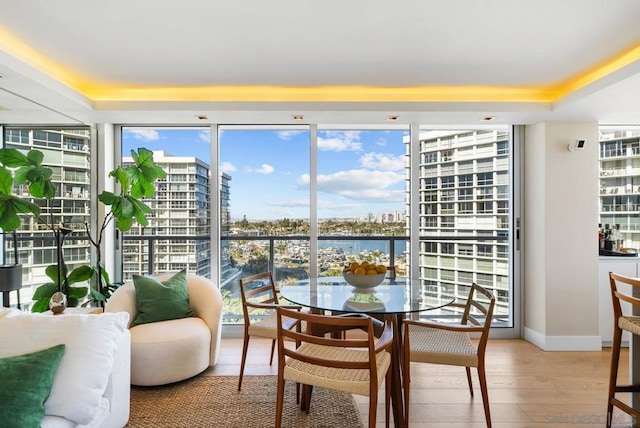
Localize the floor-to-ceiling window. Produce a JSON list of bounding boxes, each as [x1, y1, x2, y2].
[[416, 127, 513, 325], [316, 127, 409, 276], [120, 126, 212, 281], [218, 124, 516, 328], [599, 126, 640, 249], [218, 126, 311, 322], [2, 127, 92, 308]]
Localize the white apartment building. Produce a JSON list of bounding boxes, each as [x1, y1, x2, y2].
[[599, 127, 640, 249], [4, 128, 92, 303], [122, 151, 211, 279]]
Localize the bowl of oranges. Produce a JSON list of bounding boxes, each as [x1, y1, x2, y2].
[[342, 261, 387, 289]]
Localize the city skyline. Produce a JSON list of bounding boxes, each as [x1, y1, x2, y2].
[[122, 127, 407, 221]]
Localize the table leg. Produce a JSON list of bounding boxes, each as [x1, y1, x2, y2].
[[386, 313, 406, 428]]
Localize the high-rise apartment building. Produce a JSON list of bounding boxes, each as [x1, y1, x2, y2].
[[122, 151, 211, 279], [220, 172, 238, 287], [417, 129, 510, 317], [598, 127, 640, 248], [4, 128, 92, 303]]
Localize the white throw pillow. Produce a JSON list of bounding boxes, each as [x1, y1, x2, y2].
[[0, 312, 129, 425]]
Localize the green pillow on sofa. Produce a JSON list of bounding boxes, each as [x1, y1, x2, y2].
[[131, 270, 195, 326], [0, 344, 66, 428]]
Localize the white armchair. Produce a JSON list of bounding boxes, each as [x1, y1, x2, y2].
[[106, 273, 223, 386]]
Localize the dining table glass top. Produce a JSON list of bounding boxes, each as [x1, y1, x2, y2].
[[279, 276, 454, 315]]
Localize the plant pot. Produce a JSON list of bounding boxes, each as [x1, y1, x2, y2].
[[0, 264, 22, 292]]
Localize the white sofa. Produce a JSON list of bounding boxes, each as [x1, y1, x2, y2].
[[0, 308, 131, 428]]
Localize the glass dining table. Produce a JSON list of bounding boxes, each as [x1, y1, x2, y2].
[[279, 276, 454, 428]]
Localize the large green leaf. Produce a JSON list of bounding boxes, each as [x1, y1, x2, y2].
[[0, 167, 13, 195], [31, 297, 51, 313], [98, 191, 120, 206], [132, 148, 166, 182], [115, 216, 133, 232], [128, 148, 166, 198], [26, 149, 44, 165], [0, 148, 30, 168], [67, 265, 93, 285], [119, 196, 134, 218], [0, 148, 55, 204], [45, 263, 68, 285], [0, 196, 40, 232], [129, 197, 151, 227], [97, 263, 111, 285], [68, 286, 88, 299], [90, 289, 107, 302], [109, 167, 131, 192], [32, 283, 57, 300]]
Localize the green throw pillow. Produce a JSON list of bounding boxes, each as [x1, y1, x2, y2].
[[131, 270, 195, 326], [0, 344, 66, 428]]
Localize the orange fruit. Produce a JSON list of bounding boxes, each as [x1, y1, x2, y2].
[[354, 267, 366, 275], [360, 261, 369, 269], [366, 269, 378, 275], [376, 265, 387, 274]]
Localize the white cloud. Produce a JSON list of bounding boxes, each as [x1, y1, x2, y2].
[[298, 169, 405, 201], [220, 162, 236, 173], [262, 199, 363, 211], [338, 188, 406, 201], [359, 152, 406, 170], [265, 199, 309, 207], [276, 130, 306, 140], [125, 129, 160, 142], [317, 200, 361, 211], [318, 131, 362, 152], [198, 131, 210, 143], [245, 163, 275, 174], [374, 138, 387, 147]]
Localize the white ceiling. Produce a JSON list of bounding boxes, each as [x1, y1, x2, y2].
[[0, 0, 639, 125]]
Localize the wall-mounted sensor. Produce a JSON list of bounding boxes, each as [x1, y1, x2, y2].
[[568, 139, 586, 152]]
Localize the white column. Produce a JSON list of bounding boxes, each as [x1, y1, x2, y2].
[[523, 121, 601, 350]]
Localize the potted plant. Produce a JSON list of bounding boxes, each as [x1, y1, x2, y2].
[[85, 147, 166, 306], [0, 148, 56, 301]]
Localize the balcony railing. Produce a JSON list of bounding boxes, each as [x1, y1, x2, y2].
[[5, 232, 510, 326]]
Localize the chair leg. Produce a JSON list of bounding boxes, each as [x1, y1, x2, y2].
[[477, 363, 492, 428], [269, 339, 276, 365], [465, 366, 474, 396], [238, 334, 250, 391], [302, 384, 313, 413], [275, 377, 285, 428], [607, 327, 623, 428], [369, 384, 379, 428], [385, 368, 391, 428], [403, 344, 410, 425]]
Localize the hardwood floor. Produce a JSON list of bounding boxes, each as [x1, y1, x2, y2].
[[206, 338, 633, 427]]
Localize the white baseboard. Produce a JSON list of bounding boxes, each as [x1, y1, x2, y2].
[[524, 327, 602, 351]]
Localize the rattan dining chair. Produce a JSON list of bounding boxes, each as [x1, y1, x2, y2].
[[606, 272, 640, 427], [274, 307, 393, 428], [238, 271, 301, 391], [403, 282, 495, 427]]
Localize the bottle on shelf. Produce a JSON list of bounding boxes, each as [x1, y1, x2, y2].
[[599, 223, 604, 249], [613, 224, 623, 252], [604, 224, 614, 251]]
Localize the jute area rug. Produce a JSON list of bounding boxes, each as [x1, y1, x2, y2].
[[127, 375, 364, 428]]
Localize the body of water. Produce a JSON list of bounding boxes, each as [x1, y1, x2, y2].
[[318, 239, 407, 255]]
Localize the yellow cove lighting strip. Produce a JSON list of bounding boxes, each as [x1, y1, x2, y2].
[[0, 25, 638, 104]]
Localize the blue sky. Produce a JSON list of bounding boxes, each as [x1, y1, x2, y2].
[[122, 127, 407, 221]]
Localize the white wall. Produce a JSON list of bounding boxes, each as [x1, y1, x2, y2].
[[523, 121, 601, 350]]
